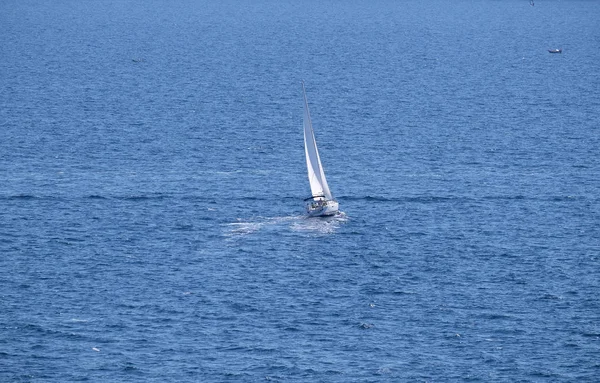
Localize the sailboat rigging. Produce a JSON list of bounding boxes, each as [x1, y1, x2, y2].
[[302, 81, 339, 217]]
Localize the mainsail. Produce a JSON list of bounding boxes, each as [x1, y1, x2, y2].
[[302, 82, 333, 201]]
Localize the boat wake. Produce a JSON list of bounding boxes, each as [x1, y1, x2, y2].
[[224, 211, 347, 237], [290, 211, 347, 234]]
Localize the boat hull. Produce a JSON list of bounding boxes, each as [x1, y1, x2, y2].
[[306, 200, 339, 217]]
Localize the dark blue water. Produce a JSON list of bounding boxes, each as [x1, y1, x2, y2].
[[1, 0, 599, 381]]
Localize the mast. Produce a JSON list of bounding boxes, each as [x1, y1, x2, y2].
[[302, 81, 333, 200]]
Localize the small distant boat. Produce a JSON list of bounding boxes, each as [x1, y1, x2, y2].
[[302, 81, 339, 217], [548, 49, 562, 54]]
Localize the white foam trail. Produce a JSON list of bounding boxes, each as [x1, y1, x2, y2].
[[290, 212, 348, 234], [224, 212, 347, 237], [225, 221, 264, 235]]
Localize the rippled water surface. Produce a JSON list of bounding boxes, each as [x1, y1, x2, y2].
[[1, 0, 599, 381]]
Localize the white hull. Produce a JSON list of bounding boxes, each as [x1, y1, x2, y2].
[[306, 200, 339, 217]]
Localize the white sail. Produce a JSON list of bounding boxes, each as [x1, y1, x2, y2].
[[303, 82, 333, 201]]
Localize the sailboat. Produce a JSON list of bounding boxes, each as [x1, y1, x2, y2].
[[302, 81, 339, 217]]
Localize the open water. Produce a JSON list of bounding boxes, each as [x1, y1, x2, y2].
[[1, 0, 599, 381]]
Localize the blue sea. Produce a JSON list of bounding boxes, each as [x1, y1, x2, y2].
[[1, 0, 599, 381]]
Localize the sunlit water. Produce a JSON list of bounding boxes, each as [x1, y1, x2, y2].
[[1, 0, 599, 381]]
